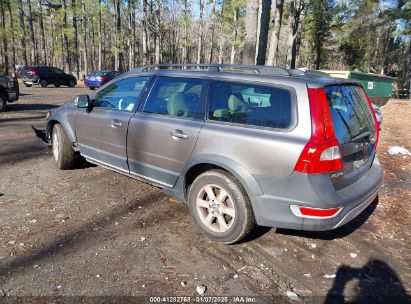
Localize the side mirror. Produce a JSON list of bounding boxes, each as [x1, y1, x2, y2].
[[75, 95, 89, 108]]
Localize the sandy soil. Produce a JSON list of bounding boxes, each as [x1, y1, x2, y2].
[[0, 83, 410, 303]]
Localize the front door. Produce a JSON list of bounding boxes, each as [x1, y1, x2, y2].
[[75, 76, 151, 172], [127, 76, 207, 187]]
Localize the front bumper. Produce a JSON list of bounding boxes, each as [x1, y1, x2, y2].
[[6, 89, 19, 102], [251, 157, 383, 231], [32, 126, 51, 146]]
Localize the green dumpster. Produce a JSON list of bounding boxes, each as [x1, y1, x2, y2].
[[320, 70, 396, 106]]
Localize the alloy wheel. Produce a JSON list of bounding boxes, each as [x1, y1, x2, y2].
[[196, 184, 236, 233]]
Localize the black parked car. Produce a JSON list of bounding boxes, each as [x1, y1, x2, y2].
[[21, 66, 77, 88], [0, 75, 19, 112]]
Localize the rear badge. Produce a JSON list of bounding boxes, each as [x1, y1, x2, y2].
[[331, 171, 344, 181]]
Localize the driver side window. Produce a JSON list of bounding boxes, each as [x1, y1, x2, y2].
[[94, 76, 150, 112]]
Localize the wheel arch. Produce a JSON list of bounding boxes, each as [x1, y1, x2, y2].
[[180, 155, 263, 202], [47, 117, 76, 143]]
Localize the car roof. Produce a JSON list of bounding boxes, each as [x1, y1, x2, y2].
[[122, 64, 361, 88]]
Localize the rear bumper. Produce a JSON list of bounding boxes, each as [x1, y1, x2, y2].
[[84, 80, 103, 87], [251, 157, 383, 231], [23, 78, 39, 85]]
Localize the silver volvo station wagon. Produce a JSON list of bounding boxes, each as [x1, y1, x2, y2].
[[34, 64, 383, 244]]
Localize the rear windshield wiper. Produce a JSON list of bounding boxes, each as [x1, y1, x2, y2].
[[351, 131, 371, 142]]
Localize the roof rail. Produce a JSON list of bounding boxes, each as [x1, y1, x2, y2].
[[132, 64, 292, 77]]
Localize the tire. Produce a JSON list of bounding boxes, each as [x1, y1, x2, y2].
[[52, 124, 76, 170], [68, 80, 75, 88], [188, 170, 255, 244], [24, 83, 32, 87], [54, 84, 61, 88], [89, 87, 95, 90], [40, 79, 48, 88], [0, 93, 7, 112]]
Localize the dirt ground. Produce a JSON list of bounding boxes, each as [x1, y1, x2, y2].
[[0, 83, 410, 303]]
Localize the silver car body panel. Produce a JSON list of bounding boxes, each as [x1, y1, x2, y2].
[[43, 67, 383, 232]]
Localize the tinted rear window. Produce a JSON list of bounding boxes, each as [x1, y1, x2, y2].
[[208, 81, 293, 129], [325, 85, 375, 144]]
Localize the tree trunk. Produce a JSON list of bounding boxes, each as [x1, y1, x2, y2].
[[256, 0, 271, 65], [62, 0, 70, 72], [82, 0, 88, 75], [286, 0, 304, 69], [27, 0, 36, 65], [266, 0, 283, 65], [154, 0, 161, 64], [142, 0, 149, 65], [98, 0, 102, 70], [230, 8, 239, 64], [38, 0, 47, 64], [72, 0, 80, 78], [208, 0, 216, 63], [196, 0, 205, 65], [0, 3, 9, 74], [6, 1, 16, 73], [182, 0, 189, 64], [18, 0, 28, 67], [243, 0, 259, 64]]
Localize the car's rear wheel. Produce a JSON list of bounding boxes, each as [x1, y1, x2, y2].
[[24, 83, 32, 87], [0, 93, 7, 112], [68, 80, 75, 88], [52, 124, 76, 170], [40, 79, 48, 88], [188, 170, 255, 244]]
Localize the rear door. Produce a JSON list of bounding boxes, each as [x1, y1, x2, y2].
[[127, 76, 207, 187], [75, 76, 151, 171], [324, 85, 377, 189]]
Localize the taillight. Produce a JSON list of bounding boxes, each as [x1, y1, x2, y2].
[[290, 205, 342, 218], [27, 70, 37, 75], [294, 88, 343, 174], [362, 90, 380, 150], [97, 76, 108, 82]]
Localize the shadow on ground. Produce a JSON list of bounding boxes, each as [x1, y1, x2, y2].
[[325, 259, 410, 303]]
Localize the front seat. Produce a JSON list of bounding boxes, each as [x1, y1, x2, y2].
[[167, 92, 189, 117]]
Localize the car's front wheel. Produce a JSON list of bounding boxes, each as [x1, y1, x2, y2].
[[188, 170, 255, 244], [24, 83, 32, 87], [68, 80, 75, 88], [0, 93, 7, 112], [52, 124, 76, 170]]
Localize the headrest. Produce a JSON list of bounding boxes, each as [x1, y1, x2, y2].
[[228, 95, 246, 111], [167, 92, 189, 117]]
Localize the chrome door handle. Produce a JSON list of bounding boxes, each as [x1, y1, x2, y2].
[[111, 119, 123, 128], [170, 129, 188, 139]]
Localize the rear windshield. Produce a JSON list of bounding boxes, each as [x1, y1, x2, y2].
[[324, 85, 375, 145]]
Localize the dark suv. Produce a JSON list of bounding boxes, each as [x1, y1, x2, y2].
[[0, 75, 19, 112], [22, 66, 77, 88], [35, 64, 382, 244]]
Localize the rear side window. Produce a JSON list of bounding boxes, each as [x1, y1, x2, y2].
[[143, 77, 206, 120], [325, 85, 376, 145], [208, 81, 293, 129]]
